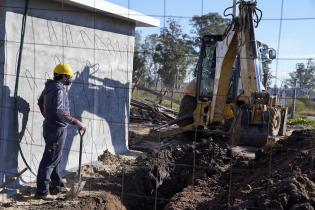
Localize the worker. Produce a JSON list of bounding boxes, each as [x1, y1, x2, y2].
[[35, 64, 85, 199]]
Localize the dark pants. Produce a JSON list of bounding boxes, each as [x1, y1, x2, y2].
[[36, 126, 67, 196]]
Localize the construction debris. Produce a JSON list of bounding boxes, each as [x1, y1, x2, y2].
[[130, 98, 178, 123]]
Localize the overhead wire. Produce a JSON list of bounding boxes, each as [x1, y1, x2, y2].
[[1, 0, 313, 205], [1, 5, 315, 21], [267, 0, 285, 204], [274, 0, 285, 89]]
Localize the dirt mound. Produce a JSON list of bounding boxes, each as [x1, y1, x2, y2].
[[98, 150, 123, 165], [47, 192, 126, 210], [3, 192, 126, 210], [74, 192, 126, 210], [232, 130, 315, 209], [166, 130, 315, 210], [121, 137, 236, 210]]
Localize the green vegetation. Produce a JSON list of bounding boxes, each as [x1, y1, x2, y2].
[[132, 90, 153, 102], [296, 98, 315, 116], [132, 89, 183, 111], [287, 117, 315, 129], [288, 98, 315, 117], [287, 59, 315, 91], [133, 13, 230, 90]]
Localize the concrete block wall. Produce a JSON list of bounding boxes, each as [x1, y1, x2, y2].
[[0, 0, 135, 185]]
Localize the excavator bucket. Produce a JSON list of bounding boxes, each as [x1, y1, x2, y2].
[[231, 109, 269, 147]]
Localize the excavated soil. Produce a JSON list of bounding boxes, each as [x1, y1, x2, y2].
[[2, 191, 126, 210], [166, 130, 315, 210], [1, 128, 314, 210], [122, 136, 234, 210]]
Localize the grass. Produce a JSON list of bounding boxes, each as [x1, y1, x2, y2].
[[132, 90, 154, 101], [278, 98, 315, 128], [287, 117, 315, 129], [295, 98, 315, 116], [132, 89, 183, 111], [286, 98, 315, 117]]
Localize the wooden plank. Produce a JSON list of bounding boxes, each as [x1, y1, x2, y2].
[[130, 99, 177, 121]]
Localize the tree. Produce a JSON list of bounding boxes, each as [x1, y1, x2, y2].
[[142, 34, 160, 87], [132, 31, 146, 85], [132, 32, 160, 87], [153, 19, 195, 89], [190, 12, 230, 47], [287, 58, 315, 93]]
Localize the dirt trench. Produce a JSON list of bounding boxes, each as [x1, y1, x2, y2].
[[121, 136, 234, 210]]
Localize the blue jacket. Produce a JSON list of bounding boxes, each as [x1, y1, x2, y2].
[[38, 80, 79, 127]]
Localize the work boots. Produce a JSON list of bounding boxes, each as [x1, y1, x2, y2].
[[49, 186, 69, 195]]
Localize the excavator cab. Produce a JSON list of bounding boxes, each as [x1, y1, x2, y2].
[[176, 35, 222, 128], [195, 35, 223, 101]]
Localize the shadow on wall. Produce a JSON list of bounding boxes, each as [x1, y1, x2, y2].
[[60, 63, 130, 172], [0, 5, 32, 188], [0, 86, 30, 187], [0, 1, 132, 182], [0, 69, 130, 185]]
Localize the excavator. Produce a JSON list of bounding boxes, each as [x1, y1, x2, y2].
[[152, 0, 288, 147]]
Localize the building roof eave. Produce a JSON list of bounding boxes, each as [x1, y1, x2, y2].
[[53, 0, 160, 28]]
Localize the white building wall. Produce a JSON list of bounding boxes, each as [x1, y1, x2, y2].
[[0, 0, 135, 184]]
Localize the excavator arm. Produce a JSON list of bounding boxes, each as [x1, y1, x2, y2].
[[211, 1, 264, 123], [208, 1, 273, 146]]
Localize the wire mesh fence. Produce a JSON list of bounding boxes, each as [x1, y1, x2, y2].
[[0, 0, 314, 209]]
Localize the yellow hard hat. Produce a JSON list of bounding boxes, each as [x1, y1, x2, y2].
[[53, 64, 74, 77]]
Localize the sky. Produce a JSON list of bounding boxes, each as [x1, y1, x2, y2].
[[106, 0, 315, 86]]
